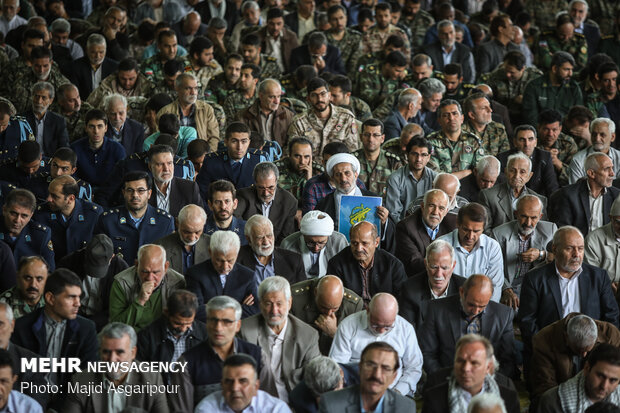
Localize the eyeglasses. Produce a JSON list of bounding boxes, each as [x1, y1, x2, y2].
[[370, 323, 395, 332], [256, 185, 277, 192], [361, 360, 395, 374], [124, 188, 149, 195], [305, 240, 328, 249], [206, 317, 236, 326]]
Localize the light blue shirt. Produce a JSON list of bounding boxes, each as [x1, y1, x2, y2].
[[361, 392, 386, 413], [195, 389, 292, 413], [441, 45, 456, 66], [439, 230, 504, 302], [143, 126, 198, 158], [3, 391, 42, 413]]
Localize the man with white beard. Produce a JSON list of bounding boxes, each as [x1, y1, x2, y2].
[[147, 145, 203, 218], [567, 118, 620, 184], [236, 214, 306, 287], [23, 81, 69, 157], [63, 322, 169, 411], [491, 195, 557, 310]]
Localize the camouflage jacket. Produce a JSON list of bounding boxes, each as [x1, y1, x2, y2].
[[400, 9, 435, 50], [525, 0, 569, 31], [538, 132, 579, 185], [341, 96, 372, 122], [462, 120, 510, 156], [141, 54, 193, 84], [275, 157, 324, 201], [427, 130, 485, 173], [58, 102, 94, 142], [534, 30, 588, 72], [327, 28, 363, 76], [483, 65, 543, 117], [361, 24, 411, 57], [87, 71, 154, 109], [12, 66, 71, 113], [357, 64, 411, 109], [259, 54, 282, 80], [353, 148, 403, 196], [205, 72, 239, 105], [223, 89, 258, 124], [382, 137, 407, 164], [195, 59, 224, 94]]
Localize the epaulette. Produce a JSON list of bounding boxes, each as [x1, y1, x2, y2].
[[382, 137, 399, 148], [343, 291, 359, 302], [265, 56, 277, 62], [384, 150, 401, 161], [248, 148, 268, 157], [129, 152, 146, 160], [36, 205, 42, 211], [102, 208, 119, 216], [601, 35, 614, 40], [12, 115, 28, 122], [574, 32, 585, 39], [156, 208, 172, 218], [347, 28, 362, 36], [542, 30, 554, 36], [205, 151, 224, 159], [32, 223, 48, 232], [292, 284, 311, 294], [462, 83, 476, 89], [91, 204, 99, 211]]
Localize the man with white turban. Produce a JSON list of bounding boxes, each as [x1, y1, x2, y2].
[[280, 210, 350, 278]]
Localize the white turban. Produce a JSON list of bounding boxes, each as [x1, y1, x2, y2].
[[300, 210, 334, 236], [325, 153, 360, 177]]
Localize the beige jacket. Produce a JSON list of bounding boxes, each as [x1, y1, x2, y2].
[[158, 99, 220, 151]]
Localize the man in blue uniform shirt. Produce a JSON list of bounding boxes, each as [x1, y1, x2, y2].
[[0, 140, 48, 202], [0, 100, 34, 162], [0, 189, 55, 270], [197, 121, 268, 202], [34, 175, 103, 263], [94, 171, 175, 264]]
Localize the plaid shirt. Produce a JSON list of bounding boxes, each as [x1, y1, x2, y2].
[[167, 327, 193, 362], [301, 173, 367, 214], [513, 234, 533, 295]]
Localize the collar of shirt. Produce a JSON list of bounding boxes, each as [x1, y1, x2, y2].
[[166, 326, 193, 342], [208, 0, 226, 19], [179, 103, 196, 118], [35, 111, 47, 123], [44, 313, 67, 329], [111, 123, 125, 136], [454, 229, 486, 253], [575, 22, 584, 33], [587, 179, 607, 198], [361, 391, 386, 413], [422, 219, 439, 240], [267, 317, 288, 342], [429, 280, 450, 299], [358, 255, 375, 271], [460, 305, 484, 322], [128, 213, 145, 227], [555, 264, 583, 281], [254, 253, 273, 268], [230, 156, 245, 166]]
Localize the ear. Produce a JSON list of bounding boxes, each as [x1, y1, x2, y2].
[[612, 133, 616, 143]]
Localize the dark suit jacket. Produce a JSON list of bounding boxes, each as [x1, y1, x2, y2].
[[236, 244, 306, 285], [104, 118, 145, 155], [517, 262, 620, 347], [236, 100, 295, 149], [253, 26, 299, 72], [23, 110, 69, 157], [154, 232, 210, 275], [195, 0, 238, 35], [172, 21, 208, 47], [383, 109, 407, 140], [548, 179, 620, 236], [398, 270, 466, 330], [497, 147, 559, 197], [185, 260, 258, 322], [71, 56, 119, 100], [319, 385, 415, 412], [284, 11, 318, 39], [148, 176, 203, 218], [235, 185, 298, 245], [289, 44, 346, 75], [421, 370, 520, 413], [583, 22, 601, 57], [422, 41, 475, 83], [459, 172, 482, 202], [419, 294, 517, 378], [12, 307, 98, 388], [327, 248, 407, 300], [394, 209, 457, 275]]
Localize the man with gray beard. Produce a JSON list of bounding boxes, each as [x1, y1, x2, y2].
[[236, 214, 306, 287], [491, 195, 557, 309], [63, 322, 169, 412], [23, 81, 69, 157]]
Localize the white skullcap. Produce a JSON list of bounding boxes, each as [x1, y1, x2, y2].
[[326, 153, 360, 177], [300, 210, 334, 236]]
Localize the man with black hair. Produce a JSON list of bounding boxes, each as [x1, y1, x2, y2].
[[206, 53, 243, 104], [357, 50, 409, 109], [423, 19, 476, 83], [150, 59, 186, 101], [252, 8, 299, 73], [275, 137, 323, 202], [536, 109, 579, 185], [361, 2, 410, 55], [462, 92, 510, 155], [328, 74, 372, 122], [440, 63, 476, 103], [34, 175, 103, 262], [534, 12, 588, 72], [289, 78, 358, 161], [522, 51, 583, 126], [289, 31, 345, 76], [0, 256, 48, 319], [326, 5, 362, 75], [87, 57, 155, 109], [188, 35, 223, 93], [71, 34, 119, 100], [0, 28, 45, 98], [0, 141, 47, 201], [71, 108, 126, 187], [0, 347, 42, 411], [223, 63, 260, 121], [142, 29, 191, 85], [204, 180, 248, 244], [187, 139, 210, 176], [475, 13, 520, 75], [240, 32, 281, 80], [94, 171, 175, 264]]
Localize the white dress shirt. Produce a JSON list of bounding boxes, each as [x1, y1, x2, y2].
[[195, 389, 292, 413], [267, 320, 289, 402], [557, 266, 582, 317]]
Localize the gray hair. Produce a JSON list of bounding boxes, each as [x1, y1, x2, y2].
[[50, 18, 71, 34], [552, 225, 583, 248], [99, 322, 138, 348], [467, 393, 507, 413], [566, 314, 598, 349], [304, 356, 342, 398], [253, 161, 279, 181], [241, 0, 260, 11], [209, 17, 228, 30], [209, 230, 241, 255], [591, 117, 616, 134], [33, 81, 55, 101], [86, 33, 107, 49], [507, 152, 532, 173], [419, 78, 446, 99], [516, 194, 543, 212], [175, 72, 198, 89], [258, 78, 281, 95], [585, 152, 611, 173], [0, 302, 14, 323], [569, 0, 588, 11], [455, 334, 494, 363], [476, 155, 500, 176], [423, 188, 450, 206], [411, 53, 432, 67], [397, 88, 421, 109], [206, 295, 242, 321], [244, 214, 274, 238], [258, 275, 291, 301], [103, 93, 127, 112], [178, 204, 207, 225], [433, 172, 461, 193], [308, 31, 328, 49], [437, 19, 455, 30], [137, 244, 167, 267], [425, 239, 455, 262]]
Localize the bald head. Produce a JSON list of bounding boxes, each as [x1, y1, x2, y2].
[[434, 173, 460, 203], [369, 293, 398, 318], [184, 12, 202, 34], [314, 275, 345, 316]]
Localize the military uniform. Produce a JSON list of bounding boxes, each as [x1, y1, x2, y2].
[[371, 88, 406, 122], [327, 28, 363, 76], [361, 24, 411, 57], [483, 65, 543, 122], [400, 10, 435, 50], [0, 182, 16, 208], [195, 60, 224, 94], [462, 120, 510, 156], [598, 34, 620, 68], [141, 54, 193, 84], [55, 102, 94, 142], [342, 96, 372, 122], [0, 158, 50, 202], [34, 199, 103, 262], [356, 64, 411, 109], [287, 104, 360, 162], [382, 137, 407, 164], [281, 96, 308, 114], [205, 72, 238, 105], [12, 66, 71, 113], [353, 149, 402, 196], [94, 205, 175, 264], [588, 0, 618, 36], [586, 91, 608, 119], [206, 100, 228, 138], [0, 117, 34, 161], [525, 0, 569, 31], [28, 172, 93, 203], [0, 219, 55, 270], [0, 57, 29, 97], [0, 287, 43, 319], [87, 72, 155, 110], [258, 54, 282, 80], [204, 216, 248, 246], [538, 133, 579, 186], [274, 157, 324, 202], [290, 277, 364, 355], [223, 89, 258, 124], [149, 82, 177, 102], [522, 74, 583, 127], [533, 31, 588, 72], [443, 83, 476, 104], [427, 130, 486, 173]]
